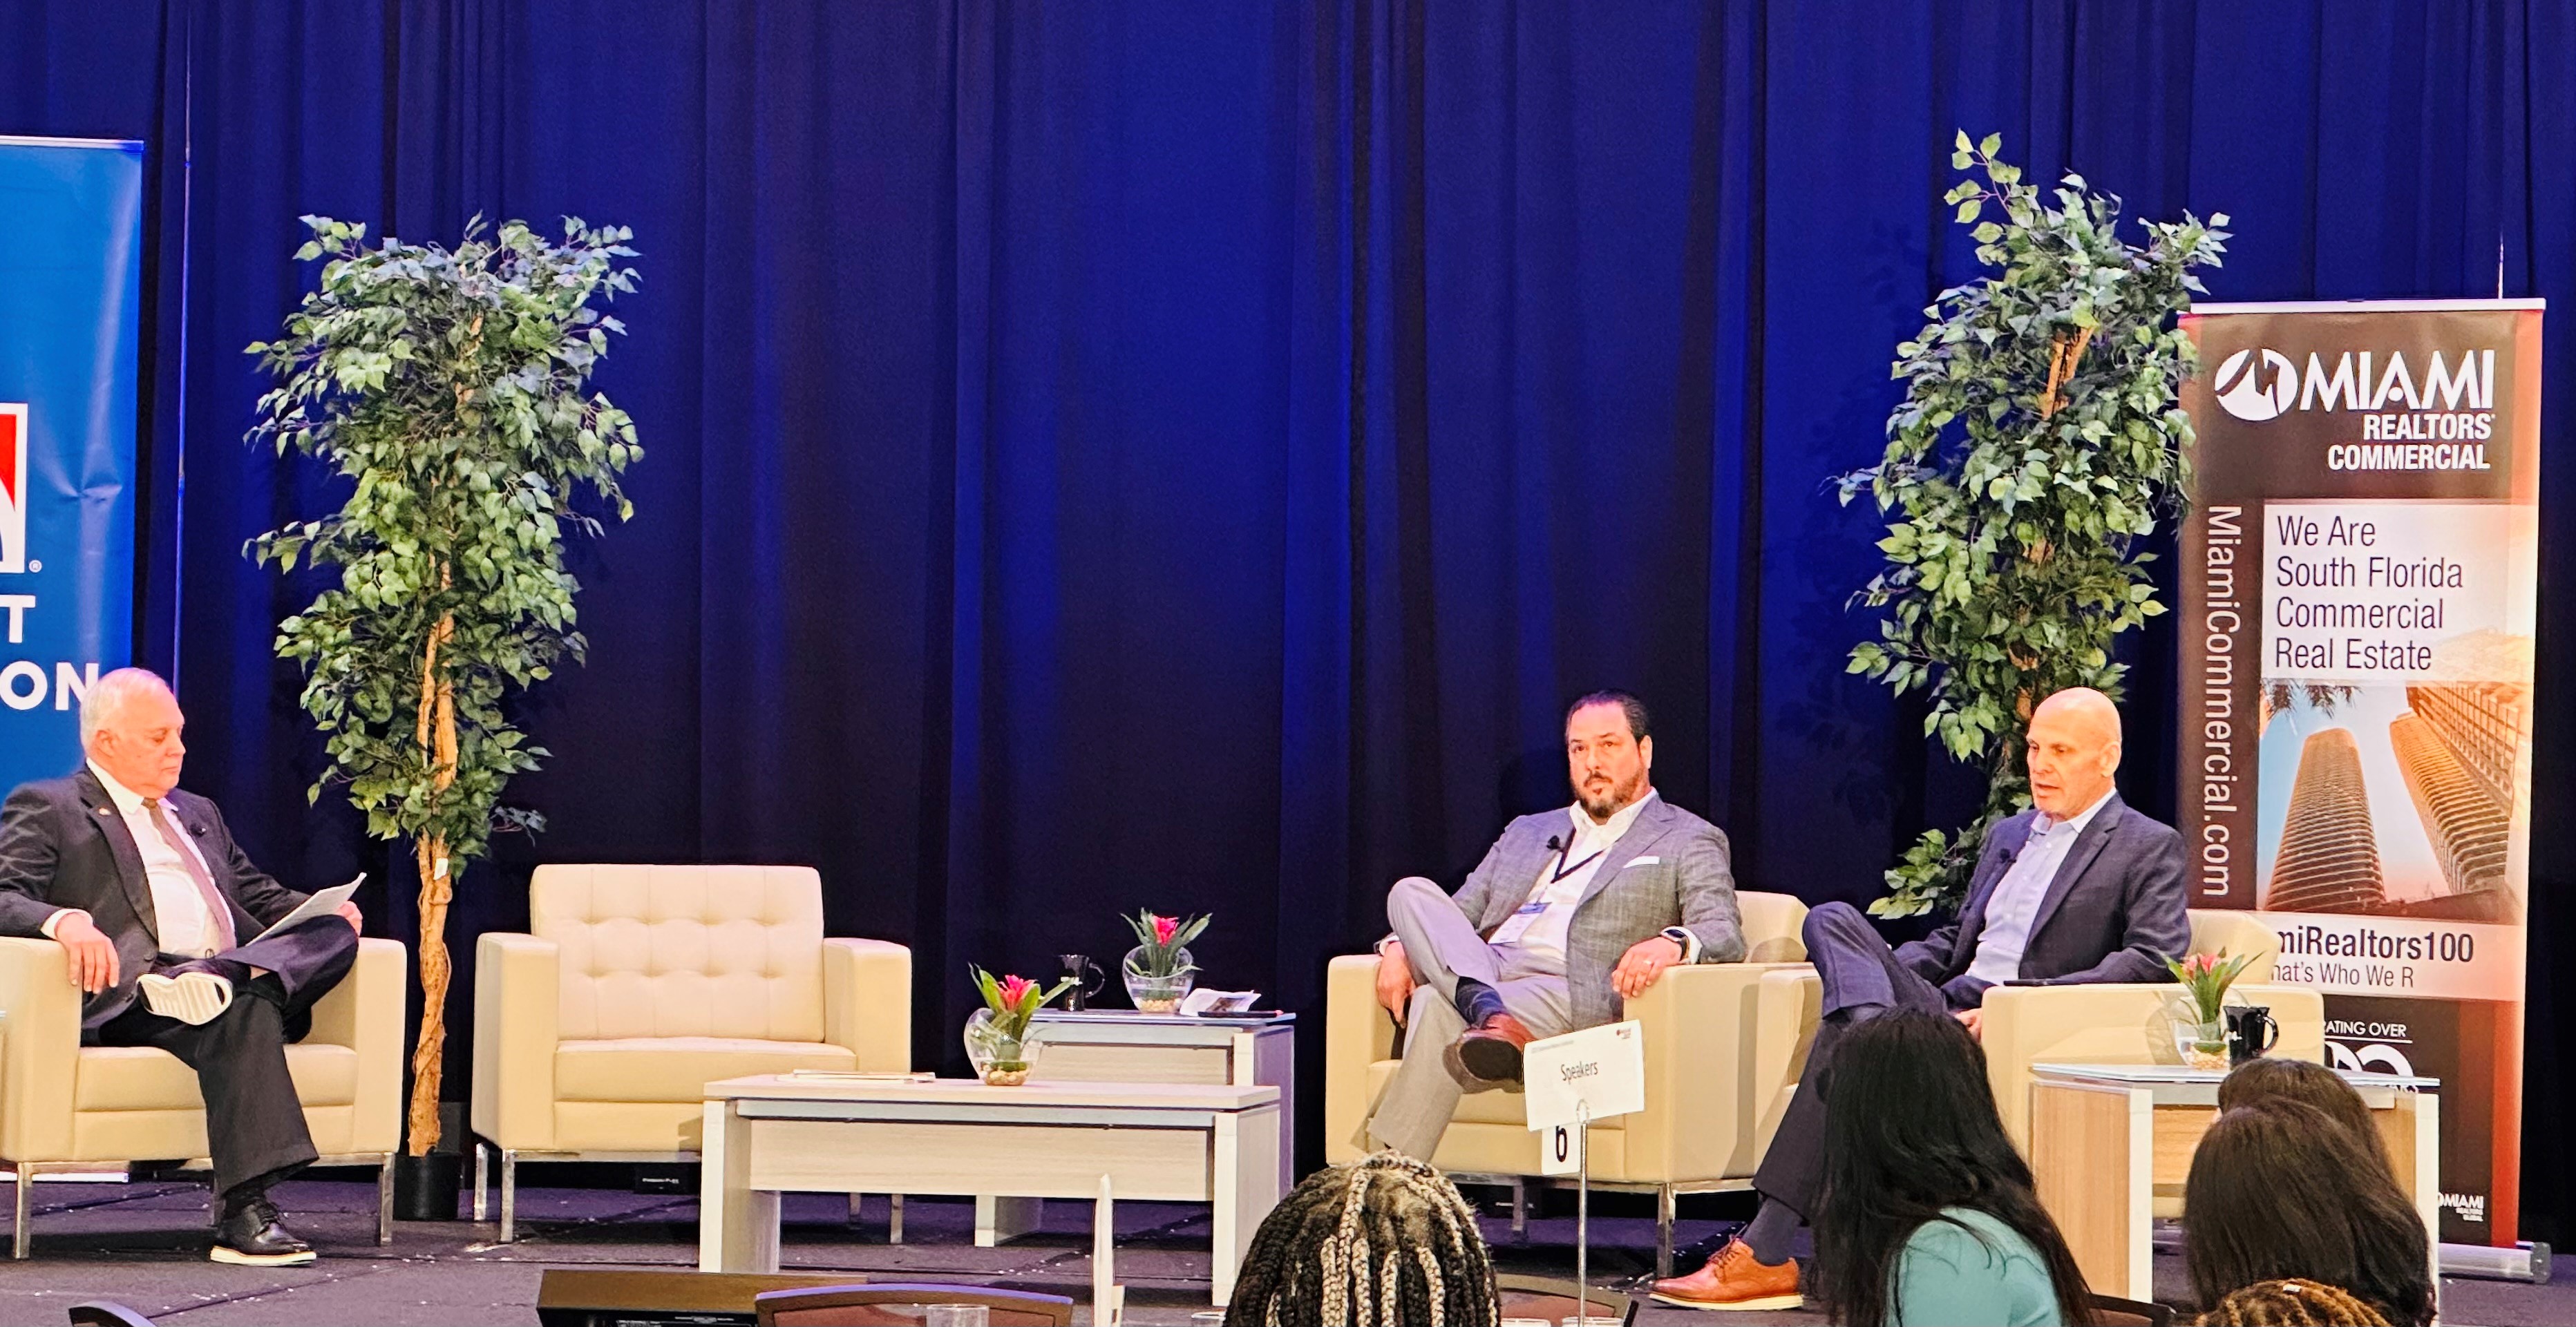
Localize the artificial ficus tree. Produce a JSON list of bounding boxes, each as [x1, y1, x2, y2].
[[1838, 134, 2227, 918], [247, 216, 640, 1153]]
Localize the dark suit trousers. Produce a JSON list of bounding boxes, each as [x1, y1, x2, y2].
[[1750, 901, 1955, 1220], [91, 918, 360, 1198]]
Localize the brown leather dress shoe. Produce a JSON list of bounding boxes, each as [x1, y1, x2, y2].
[[1648, 1237, 1802, 1310], [1442, 1012, 1535, 1087]]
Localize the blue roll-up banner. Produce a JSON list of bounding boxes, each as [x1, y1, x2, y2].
[[0, 137, 142, 790]]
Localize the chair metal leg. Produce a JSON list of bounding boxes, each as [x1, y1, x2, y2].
[[12, 1166, 29, 1260], [1510, 1177, 1528, 1239], [471, 1142, 489, 1223], [377, 1156, 396, 1245], [889, 1193, 904, 1245], [499, 1150, 517, 1243], [1656, 1185, 1677, 1278]]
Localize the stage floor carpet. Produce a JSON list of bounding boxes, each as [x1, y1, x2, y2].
[[0, 1176, 2561, 1326]]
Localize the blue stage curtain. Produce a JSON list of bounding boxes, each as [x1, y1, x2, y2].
[[10, 1, 2576, 1230]]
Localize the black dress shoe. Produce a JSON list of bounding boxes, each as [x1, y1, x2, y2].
[[211, 1198, 316, 1266]]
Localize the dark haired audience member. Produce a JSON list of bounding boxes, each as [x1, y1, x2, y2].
[[2184, 1098, 2434, 1326], [1808, 1010, 2098, 1327], [2195, 1278, 2394, 1326], [2216, 1056, 2398, 1181], [1223, 1151, 1499, 1327]]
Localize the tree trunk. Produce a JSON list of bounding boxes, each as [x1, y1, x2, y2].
[[408, 833, 451, 1155], [406, 609, 460, 1156]]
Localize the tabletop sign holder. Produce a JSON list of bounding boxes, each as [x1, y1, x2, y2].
[[1524, 1020, 1647, 1324]]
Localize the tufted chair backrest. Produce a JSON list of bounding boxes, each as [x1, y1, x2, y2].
[[532, 864, 827, 1042]]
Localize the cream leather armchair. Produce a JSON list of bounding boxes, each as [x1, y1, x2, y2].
[[1983, 908, 2324, 1223], [0, 935, 406, 1257], [1759, 908, 2324, 1170], [1323, 892, 1813, 1274], [468, 864, 909, 1241]]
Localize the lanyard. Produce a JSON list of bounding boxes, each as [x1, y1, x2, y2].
[[1549, 842, 1604, 885]]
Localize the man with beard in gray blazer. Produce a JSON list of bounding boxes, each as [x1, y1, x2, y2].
[[1365, 690, 1747, 1162]]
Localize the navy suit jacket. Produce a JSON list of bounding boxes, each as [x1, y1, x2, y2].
[[1893, 792, 2190, 1009], [0, 770, 307, 1029]]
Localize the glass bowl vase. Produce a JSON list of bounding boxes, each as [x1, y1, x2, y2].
[[1123, 946, 1195, 1013], [963, 1007, 1045, 1086], [2166, 993, 2233, 1071]]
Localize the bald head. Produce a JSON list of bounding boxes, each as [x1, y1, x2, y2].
[[2025, 687, 2121, 819], [81, 667, 188, 799]]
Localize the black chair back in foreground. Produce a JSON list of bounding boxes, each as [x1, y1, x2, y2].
[[752, 1283, 1077, 1326]]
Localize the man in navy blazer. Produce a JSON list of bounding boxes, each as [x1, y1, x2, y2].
[[1654, 687, 2188, 1311], [0, 669, 360, 1267]]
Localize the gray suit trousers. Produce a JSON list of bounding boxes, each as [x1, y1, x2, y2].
[[1364, 877, 1575, 1161]]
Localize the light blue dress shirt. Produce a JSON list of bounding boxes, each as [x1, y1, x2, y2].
[[1963, 792, 2112, 987]]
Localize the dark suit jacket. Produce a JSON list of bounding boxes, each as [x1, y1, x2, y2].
[[0, 770, 307, 1029], [1893, 792, 2189, 1009]]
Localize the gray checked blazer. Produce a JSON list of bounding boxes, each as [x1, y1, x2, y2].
[[1434, 793, 1745, 1030]]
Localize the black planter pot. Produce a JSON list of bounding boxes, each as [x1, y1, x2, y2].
[[393, 1152, 462, 1221]]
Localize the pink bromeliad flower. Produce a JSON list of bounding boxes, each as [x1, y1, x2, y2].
[[1152, 914, 1180, 946], [998, 974, 1036, 1007]]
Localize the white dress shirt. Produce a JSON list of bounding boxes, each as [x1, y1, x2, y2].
[[1964, 789, 2113, 986], [47, 762, 228, 958], [1488, 791, 1658, 971]]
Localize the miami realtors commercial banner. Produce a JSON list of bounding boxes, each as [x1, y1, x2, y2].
[[0, 137, 142, 791], [2178, 298, 2543, 1246]]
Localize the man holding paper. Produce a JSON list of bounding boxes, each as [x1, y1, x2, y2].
[[0, 668, 361, 1266], [1365, 690, 1745, 1162]]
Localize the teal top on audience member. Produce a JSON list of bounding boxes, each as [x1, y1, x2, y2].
[[1890, 1206, 2063, 1326]]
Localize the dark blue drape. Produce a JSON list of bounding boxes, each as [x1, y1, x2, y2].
[[10, 0, 2576, 1237]]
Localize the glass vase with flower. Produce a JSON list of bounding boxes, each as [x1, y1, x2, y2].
[[1121, 910, 1209, 1012], [2162, 949, 2259, 1071], [964, 966, 1076, 1086]]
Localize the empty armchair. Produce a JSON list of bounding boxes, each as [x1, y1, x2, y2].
[[469, 864, 909, 1241], [0, 935, 406, 1257], [1322, 890, 1814, 1274]]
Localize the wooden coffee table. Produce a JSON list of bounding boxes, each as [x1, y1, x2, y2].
[[698, 1075, 1283, 1305], [2028, 1062, 2438, 1302]]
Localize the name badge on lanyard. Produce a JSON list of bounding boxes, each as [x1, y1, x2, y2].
[[1490, 899, 1551, 947]]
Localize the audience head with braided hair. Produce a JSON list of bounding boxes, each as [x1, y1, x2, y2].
[[1222, 1151, 1501, 1327], [2195, 1277, 2394, 1326], [2184, 1098, 2434, 1326]]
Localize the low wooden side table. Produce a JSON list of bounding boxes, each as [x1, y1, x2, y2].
[[1030, 1009, 1295, 1198], [700, 1075, 1283, 1306], [2027, 1062, 2439, 1303]]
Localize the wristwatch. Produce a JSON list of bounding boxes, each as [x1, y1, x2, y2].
[[1660, 926, 1702, 962]]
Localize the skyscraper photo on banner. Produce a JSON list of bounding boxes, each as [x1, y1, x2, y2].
[[0, 137, 141, 791], [2179, 299, 2544, 1248]]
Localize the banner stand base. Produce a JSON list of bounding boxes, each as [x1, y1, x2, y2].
[[2441, 1241, 2550, 1283]]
